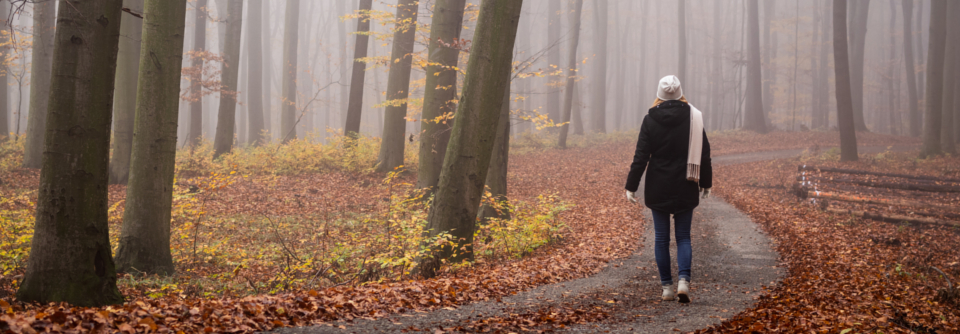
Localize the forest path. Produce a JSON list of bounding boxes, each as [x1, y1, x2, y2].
[[274, 144, 917, 334]]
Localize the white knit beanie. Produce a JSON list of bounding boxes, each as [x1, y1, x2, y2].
[[657, 75, 683, 101]]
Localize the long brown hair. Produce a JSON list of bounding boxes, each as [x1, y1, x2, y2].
[[650, 96, 689, 108]]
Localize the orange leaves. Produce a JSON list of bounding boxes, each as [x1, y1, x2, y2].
[[698, 155, 960, 333]]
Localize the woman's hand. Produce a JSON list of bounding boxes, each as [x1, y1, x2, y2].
[[701, 188, 711, 199], [626, 190, 639, 204]]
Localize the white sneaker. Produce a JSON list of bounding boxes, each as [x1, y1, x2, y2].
[[677, 278, 690, 303], [661, 284, 675, 301]]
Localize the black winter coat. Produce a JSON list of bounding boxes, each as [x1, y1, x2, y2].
[[624, 100, 713, 214]]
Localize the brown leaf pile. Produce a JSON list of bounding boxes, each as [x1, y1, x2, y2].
[[0, 140, 643, 333], [698, 152, 960, 333]]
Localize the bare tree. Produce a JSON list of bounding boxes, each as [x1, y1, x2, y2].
[[375, 0, 420, 172], [833, 0, 859, 161], [279, 0, 300, 143], [418, 0, 523, 278], [115, 0, 189, 276], [677, 0, 687, 83], [546, 0, 561, 128], [591, 0, 607, 133], [343, 0, 374, 139], [0, 1, 8, 140], [940, 0, 958, 154], [16, 0, 126, 306], [745, 0, 767, 133], [921, 0, 947, 157], [21, 0, 56, 167], [901, 0, 920, 135], [847, 0, 870, 131], [245, 0, 265, 144], [213, 0, 243, 157], [558, 0, 584, 148], [479, 83, 511, 221], [418, 0, 466, 192], [187, 0, 208, 145], [107, 0, 144, 184]]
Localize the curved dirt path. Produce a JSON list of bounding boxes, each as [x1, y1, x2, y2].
[[275, 145, 916, 333]]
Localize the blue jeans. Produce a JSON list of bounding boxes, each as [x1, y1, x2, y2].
[[652, 209, 692, 286]]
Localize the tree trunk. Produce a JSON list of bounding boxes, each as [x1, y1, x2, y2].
[[901, 0, 921, 137], [108, 0, 144, 184], [710, 0, 721, 131], [810, 0, 822, 130], [558, 0, 584, 149], [920, 0, 947, 158], [115, 0, 188, 276], [745, 0, 767, 133], [16, 0, 125, 306], [279, 0, 299, 143], [572, 82, 584, 135], [591, 0, 607, 133], [479, 83, 512, 221], [0, 1, 8, 140], [848, 0, 870, 132], [245, 0, 265, 145], [677, 0, 686, 83], [546, 0, 561, 128], [188, 0, 207, 145], [886, 0, 898, 135], [761, 0, 775, 121], [418, 0, 465, 192], [375, 0, 420, 173], [261, 0, 272, 138], [213, 0, 243, 157], [418, 0, 522, 278], [940, 0, 958, 154], [336, 1, 350, 131], [833, 0, 859, 161], [21, 0, 56, 168], [343, 0, 374, 138], [815, 0, 833, 130]]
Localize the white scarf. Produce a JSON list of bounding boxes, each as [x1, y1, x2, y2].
[[686, 105, 704, 182]]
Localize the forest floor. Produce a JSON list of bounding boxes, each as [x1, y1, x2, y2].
[[3, 130, 957, 333]]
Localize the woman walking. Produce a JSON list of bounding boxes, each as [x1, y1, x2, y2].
[[624, 75, 712, 303]]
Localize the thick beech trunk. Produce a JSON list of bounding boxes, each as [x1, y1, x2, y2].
[[108, 0, 144, 184], [902, 0, 921, 137], [279, 0, 299, 143], [833, 0, 859, 161], [21, 0, 56, 168], [342, 0, 374, 138], [418, 0, 466, 192], [375, 0, 420, 172], [16, 0, 125, 306], [188, 0, 207, 145], [479, 83, 512, 221], [246, 0, 265, 145], [546, 0, 561, 127], [115, 0, 188, 276], [920, 0, 947, 158], [419, 0, 522, 278], [557, 0, 584, 149], [940, 0, 958, 154], [591, 0, 607, 133], [848, 0, 870, 131], [745, 0, 767, 133], [213, 0, 243, 157]]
